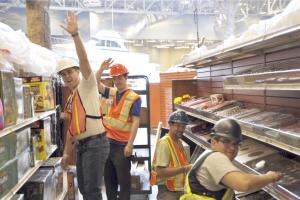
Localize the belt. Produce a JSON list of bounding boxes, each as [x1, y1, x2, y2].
[[77, 132, 106, 144]]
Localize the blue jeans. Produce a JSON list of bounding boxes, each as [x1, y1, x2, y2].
[[104, 143, 131, 200], [76, 134, 109, 200]]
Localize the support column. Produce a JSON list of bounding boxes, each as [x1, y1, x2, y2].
[[26, 0, 51, 49]]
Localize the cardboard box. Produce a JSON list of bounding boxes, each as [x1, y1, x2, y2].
[[21, 169, 54, 200], [131, 175, 141, 191], [0, 158, 18, 199], [0, 132, 16, 168], [0, 70, 18, 127], [31, 117, 52, 160], [23, 76, 55, 112]]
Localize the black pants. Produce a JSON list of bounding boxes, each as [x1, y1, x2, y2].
[[104, 143, 131, 200]]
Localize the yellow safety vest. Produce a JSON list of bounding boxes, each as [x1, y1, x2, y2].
[[151, 134, 188, 191], [103, 89, 140, 142]]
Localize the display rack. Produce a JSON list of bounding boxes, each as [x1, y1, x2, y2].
[[176, 104, 300, 156], [179, 107, 300, 200], [223, 69, 300, 90], [0, 110, 56, 138], [183, 25, 300, 68], [1, 145, 58, 200]]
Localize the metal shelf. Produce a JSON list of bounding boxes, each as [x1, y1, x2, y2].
[[175, 104, 300, 156], [1, 144, 58, 200], [183, 131, 290, 200], [183, 25, 300, 68], [0, 109, 56, 138], [223, 69, 300, 91]]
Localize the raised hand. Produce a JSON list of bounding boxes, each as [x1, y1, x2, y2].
[[100, 58, 114, 71], [60, 11, 78, 35]]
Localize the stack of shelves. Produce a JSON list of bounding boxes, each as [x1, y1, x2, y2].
[[0, 109, 67, 200], [174, 25, 300, 200]]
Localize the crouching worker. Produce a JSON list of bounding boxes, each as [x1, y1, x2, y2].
[[180, 118, 283, 200], [151, 111, 193, 200]]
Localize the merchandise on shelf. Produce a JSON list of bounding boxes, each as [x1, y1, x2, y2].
[[41, 157, 63, 198], [0, 132, 16, 168], [0, 158, 18, 199], [0, 70, 18, 127], [11, 193, 25, 200], [22, 85, 34, 119], [16, 147, 31, 180], [23, 76, 55, 112], [20, 169, 55, 200], [31, 117, 52, 160], [14, 78, 24, 122], [16, 127, 31, 155]]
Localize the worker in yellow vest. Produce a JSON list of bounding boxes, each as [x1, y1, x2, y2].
[[57, 12, 109, 200], [96, 59, 141, 200], [181, 118, 283, 200], [151, 110, 192, 200]]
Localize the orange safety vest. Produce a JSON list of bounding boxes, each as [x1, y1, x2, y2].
[[103, 89, 140, 142], [65, 90, 103, 137], [151, 134, 188, 191]]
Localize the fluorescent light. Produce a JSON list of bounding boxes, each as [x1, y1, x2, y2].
[[174, 46, 190, 49]]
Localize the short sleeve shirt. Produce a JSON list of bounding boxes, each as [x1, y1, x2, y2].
[[195, 151, 241, 191]]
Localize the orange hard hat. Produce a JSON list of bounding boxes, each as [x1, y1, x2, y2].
[[110, 63, 129, 77]]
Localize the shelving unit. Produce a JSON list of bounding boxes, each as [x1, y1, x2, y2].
[[176, 104, 300, 200], [174, 24, 300, 200], [0, 110, 56, 138], [0, 109, 63, 200], [224, 69, 300, 90], [1, 144, 58, 200], [183, 25, 300, 68]]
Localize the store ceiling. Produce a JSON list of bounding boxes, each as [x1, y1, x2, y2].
[[0, 0, 292, 49]]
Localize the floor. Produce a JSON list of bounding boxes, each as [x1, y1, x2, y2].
[[78, 131, 159, 200]]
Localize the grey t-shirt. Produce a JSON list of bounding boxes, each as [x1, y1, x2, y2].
[[195, 151, 241, 191]]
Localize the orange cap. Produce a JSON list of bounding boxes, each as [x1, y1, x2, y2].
[[110, 63, 129, 77]]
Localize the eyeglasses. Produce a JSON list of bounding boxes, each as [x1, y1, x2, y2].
[[217, 138, 241, 147]]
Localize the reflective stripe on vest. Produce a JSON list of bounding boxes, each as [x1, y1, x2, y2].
[[152, 134, 188, 191], [65, 90, 102, 137], [181, 151, 235, 200], [103, 89, 139, 138]]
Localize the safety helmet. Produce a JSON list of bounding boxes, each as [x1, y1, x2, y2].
[[56, 58, 79, 74], [168, 110, 189, 125], [110, 63, 129, 77], [211, 118, 242, 142]]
